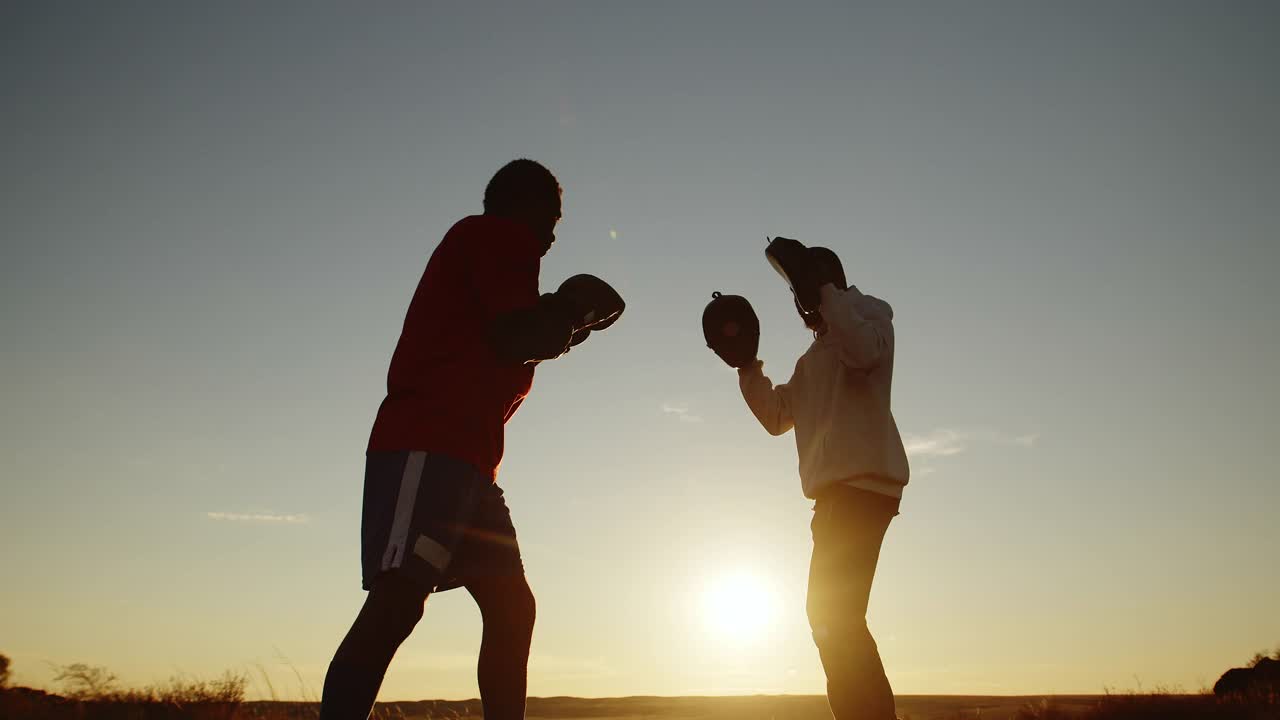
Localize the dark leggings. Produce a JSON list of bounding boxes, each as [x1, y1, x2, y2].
[[806, 487, 899, 720], [320, 573, 536, 720]]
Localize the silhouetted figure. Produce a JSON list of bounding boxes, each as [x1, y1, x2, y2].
[[704, 238, 908, 720], [319, 159, 625, 720]]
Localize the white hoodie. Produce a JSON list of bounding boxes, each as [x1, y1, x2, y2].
[[739, 284, 910, 500]]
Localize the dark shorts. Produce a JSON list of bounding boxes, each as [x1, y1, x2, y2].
[[361, 451, 524, 594]]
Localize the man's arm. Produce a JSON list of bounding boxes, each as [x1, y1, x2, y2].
[[738, 360, 795, 436], [820, 285, 892, 370], [489, 294, 576, 364], [483, 265, 626, 365]]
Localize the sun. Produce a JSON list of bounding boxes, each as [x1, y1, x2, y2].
[[700, 570, 778, 643]]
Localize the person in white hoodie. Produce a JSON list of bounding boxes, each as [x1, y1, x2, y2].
[[705, 239, 908, 720]]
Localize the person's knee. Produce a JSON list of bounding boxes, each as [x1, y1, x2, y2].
[[332, 576, 426, 667], [474, 576, 536, 636], [811, 616, 872, 653], [367, 574, 428, 635], [505, 579, 536, 634]]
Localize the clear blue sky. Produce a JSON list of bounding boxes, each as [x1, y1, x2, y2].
[[2, 1, 1277, 700]]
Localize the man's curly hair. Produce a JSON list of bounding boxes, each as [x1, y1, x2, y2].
[[483, 159, 561, 216]]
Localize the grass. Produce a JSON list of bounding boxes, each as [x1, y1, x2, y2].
[[4, 688, 1279, 720], [1004, 690, 1280, 720], [1, 651, 1277, 719], [2, 665, 250, 720]]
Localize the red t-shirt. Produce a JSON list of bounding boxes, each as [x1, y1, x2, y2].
[[367, 215, 541, 479]]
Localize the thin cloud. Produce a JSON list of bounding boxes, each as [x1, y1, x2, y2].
[[661, 402, 703, 423], [976, 429, 1040, 448], [206, 511, 308, 524], [1008, 432, 1039, 447], [904, 429, 967, 457], [904, 428, 1039, 458]]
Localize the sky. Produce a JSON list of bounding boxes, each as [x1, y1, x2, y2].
[[2, 0, 1278, 702]]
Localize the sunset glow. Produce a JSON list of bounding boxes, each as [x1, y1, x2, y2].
[[700, 570, 778, 644]]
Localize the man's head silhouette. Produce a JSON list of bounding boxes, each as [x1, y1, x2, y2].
[[484, 159, 562, 256]]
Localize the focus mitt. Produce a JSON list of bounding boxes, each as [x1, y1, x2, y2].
[[702, 292, 760, 369]]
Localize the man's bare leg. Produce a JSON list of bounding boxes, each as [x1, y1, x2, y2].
[[320, 574, 428, 720], [466, 575, 537, 720]]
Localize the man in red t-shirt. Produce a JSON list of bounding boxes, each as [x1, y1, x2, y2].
[[320, 160, 625, 720]]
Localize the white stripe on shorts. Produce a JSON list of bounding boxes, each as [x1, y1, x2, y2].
[[381, 450, 427, 571], [413, 535, 452, 571]]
